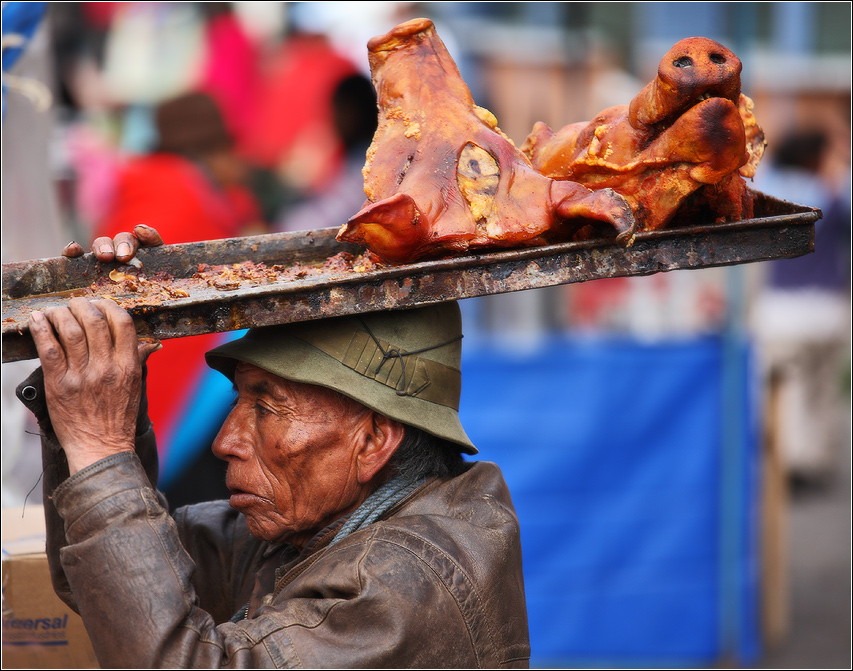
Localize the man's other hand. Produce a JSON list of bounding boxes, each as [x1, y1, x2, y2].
[[28, 298, 161, 474], [62, 224, 164, 263]]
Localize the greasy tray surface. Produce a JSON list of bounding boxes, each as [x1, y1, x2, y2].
[[2, 191, 819, 363]]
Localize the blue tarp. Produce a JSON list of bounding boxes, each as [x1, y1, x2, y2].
[[458, 335, 761, 667]]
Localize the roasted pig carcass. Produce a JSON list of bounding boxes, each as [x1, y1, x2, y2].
[[521, 37, 766, 231], [336, 18, 636, 264]]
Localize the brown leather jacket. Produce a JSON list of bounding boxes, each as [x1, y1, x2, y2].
[[18, 367, 530, 669]]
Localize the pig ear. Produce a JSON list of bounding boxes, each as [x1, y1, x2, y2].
[[629, 79, 664, 128], [338, 192, 419, 239], [552, 182, 636, 246], [337, 192, 426, 263], [520, 121, 556, 164]]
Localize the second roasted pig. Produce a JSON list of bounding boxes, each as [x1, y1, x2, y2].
[[522, 37, 766, 231]]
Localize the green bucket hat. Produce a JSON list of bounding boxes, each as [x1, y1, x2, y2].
[[205, 301, 477, 454]]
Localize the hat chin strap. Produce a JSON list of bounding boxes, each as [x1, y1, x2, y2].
[[360, 320, 463, 398]]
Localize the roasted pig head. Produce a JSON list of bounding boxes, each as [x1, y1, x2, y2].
[[522, 37, 766, 231], [336, 18, 636, 264]]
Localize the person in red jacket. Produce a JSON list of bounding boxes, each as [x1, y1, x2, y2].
[[99, 91, 264, 243]]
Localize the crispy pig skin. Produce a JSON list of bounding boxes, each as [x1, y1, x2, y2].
[[522, 37, 766, 231], [336, 18, 636, 264]]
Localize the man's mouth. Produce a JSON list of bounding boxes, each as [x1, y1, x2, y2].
[[228, 489, 257, 508], [226, 479, 249, 498], [227, 485, 273, 509]]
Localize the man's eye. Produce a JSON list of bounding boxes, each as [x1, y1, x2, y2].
[[255, 403, 271, 416]]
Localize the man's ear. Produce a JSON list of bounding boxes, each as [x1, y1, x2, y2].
[[355, 412, 405, 484]]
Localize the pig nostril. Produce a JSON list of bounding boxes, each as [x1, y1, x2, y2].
[[710, 53, 726, 64], [673, 56, 693, 68]]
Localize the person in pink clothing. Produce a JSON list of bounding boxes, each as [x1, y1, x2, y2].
[[239, 18, 358, 198], [195, 3, 261, 149]]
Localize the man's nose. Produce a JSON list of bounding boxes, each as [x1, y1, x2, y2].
[[211, 406, 252, 461]]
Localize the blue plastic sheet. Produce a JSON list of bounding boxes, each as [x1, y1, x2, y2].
[[459, 336, 760, 667]]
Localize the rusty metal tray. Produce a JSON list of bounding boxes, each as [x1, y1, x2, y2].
[[1, 190, 819, 363]]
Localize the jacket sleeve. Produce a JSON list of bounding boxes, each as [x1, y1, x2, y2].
[[15, 368, 285, 667], [47, 454, 282, 667], [15, 364, 162, 613]]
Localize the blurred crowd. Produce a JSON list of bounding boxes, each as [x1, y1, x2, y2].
[[46, 1, 385, 240], [751, 128, 851, 484]]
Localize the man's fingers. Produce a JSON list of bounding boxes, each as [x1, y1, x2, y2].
[[112, 232, 140, 263], [32, 299, 143, 377], [42, 307, 89, 370], [62, 241, 85, 258], [90, 299, 139, 360], [133, 224, 164, 248], [68, 298, 115, 358], [137, 338, 163, 366], [91, 232, 142, 262], [28, 311, 67, 374], [88, 300, 157, 373], [72, 227, 163, 264], [91, 236, 117, 262]]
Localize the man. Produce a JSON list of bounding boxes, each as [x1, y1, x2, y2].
[[17, 230, 530, 668]]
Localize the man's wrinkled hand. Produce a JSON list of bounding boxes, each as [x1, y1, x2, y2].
[[62, 224, 164, 263], [28, 298, 161, 474]]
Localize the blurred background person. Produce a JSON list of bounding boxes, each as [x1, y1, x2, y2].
[[238, 2, 360, 223], [751, 128, 851, 486], [195, 2, 262, 150], [276, 72, 378, 232], [97, 90, 265, 243]]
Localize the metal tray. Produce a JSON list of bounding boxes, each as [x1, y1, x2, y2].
[[1, 190, 819, 363]]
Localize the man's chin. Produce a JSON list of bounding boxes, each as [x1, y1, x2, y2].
[[242, 515, 290, 544], [234, 507, 300, 545]]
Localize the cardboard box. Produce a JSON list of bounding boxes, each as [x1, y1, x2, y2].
[[2, 505, 99, 669]]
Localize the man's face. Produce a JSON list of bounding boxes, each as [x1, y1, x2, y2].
[[211, 362, 375, 546]]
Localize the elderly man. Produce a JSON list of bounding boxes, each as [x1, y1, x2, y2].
[[17, 230, 530, 668]]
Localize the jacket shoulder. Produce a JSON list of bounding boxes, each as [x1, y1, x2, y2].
[[299, 461, 529, 667]]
